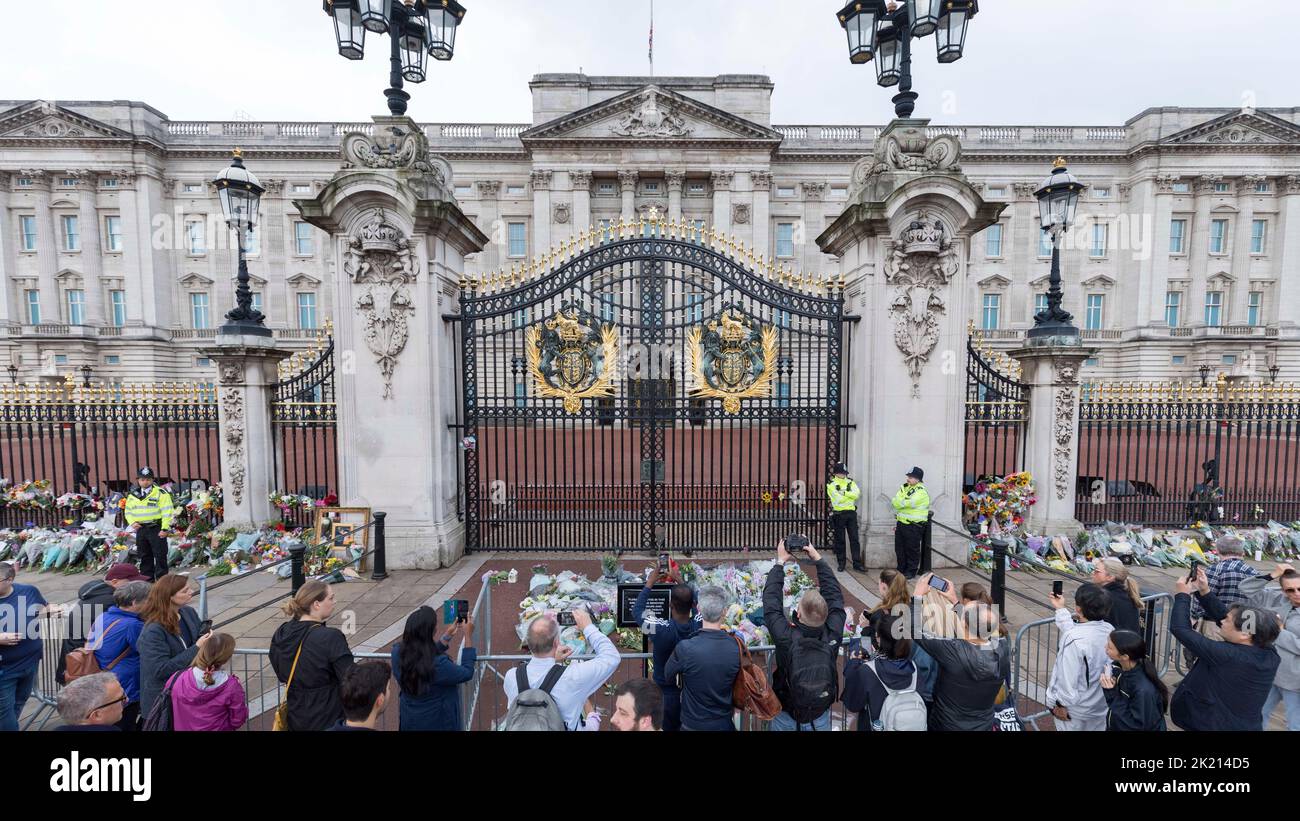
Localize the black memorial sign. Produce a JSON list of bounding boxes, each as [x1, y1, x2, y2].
[[618, 584, 675, 628]]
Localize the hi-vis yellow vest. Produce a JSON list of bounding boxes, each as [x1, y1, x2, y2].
[[124, 485, 175, 529], [826, 477, 861, 512]]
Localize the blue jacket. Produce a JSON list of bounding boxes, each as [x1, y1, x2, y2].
[[87, 607, 145, 704], [0, 583, 46, 671], [663, 628, 740, 731], [632, 585, 701, 690], [390, 643, 477, 731], [1169, 592, 1279, 731]]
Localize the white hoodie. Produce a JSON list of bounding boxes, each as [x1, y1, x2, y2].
[[1045, 610, 1114, 721]]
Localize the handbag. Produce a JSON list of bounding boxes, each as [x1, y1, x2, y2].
[[992, 682, 1024, 731], [730, 633, 782, 722], [65, 619, 130, 683], [142, 670, 182, 732], [273, 625, 318, 732]]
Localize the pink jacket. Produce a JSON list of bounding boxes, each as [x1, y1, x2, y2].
[[170, 669, 249, 731]]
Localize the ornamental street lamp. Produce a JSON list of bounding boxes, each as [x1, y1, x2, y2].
[[837, 0, 978, 118], [1199, 364, 1212, 386], [79, 364, 93, 387], [322, 0, 467, 116], [1028, 157, 1086, 341], [212, 149, 269, 337], [1269, 364, 1281, 383], [6, 364, 17, 383]]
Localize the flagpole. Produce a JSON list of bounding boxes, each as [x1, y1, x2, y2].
[[649, 0, 654, 77]]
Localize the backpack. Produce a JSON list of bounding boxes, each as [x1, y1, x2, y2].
[[65, 619, 130, 683], [864, 659, 927, 731], [783, 632, 838, 724], [501, 665, 568, 731], [730, 633, 782, 721]]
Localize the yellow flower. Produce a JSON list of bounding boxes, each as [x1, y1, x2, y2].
[[761, 492, 773, 504]]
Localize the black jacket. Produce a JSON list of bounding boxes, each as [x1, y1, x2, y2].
[[842, 654, 916, 730], [1104, 666, 1167, 731], [137, 605, 202, 718], [762, 559, 846, 711], [663, 628, 740, 731], [1168, 592, 1279, 731], [269, 619, 355, 731], [57, 579, 118, 684], [1103, 582, 1142, 635]]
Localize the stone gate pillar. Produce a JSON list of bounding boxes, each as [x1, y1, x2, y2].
[[1011, 344, 1095, 535], [203, 335, 290, 529], [295, 116, 487, 569], [818, 120, 1005, 567]]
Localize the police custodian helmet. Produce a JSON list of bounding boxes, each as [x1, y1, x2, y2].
[[137, 466, 155, 478]]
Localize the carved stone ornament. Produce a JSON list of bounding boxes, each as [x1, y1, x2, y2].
[[569, 170, 593, 189], [341, 122, 452, 200], [732, 203, 751, 225], [219, 363, 242, 385], [1285, 175, 1300, 194], [343, 208, 421, 400], [553, 202, 571, 224], [1053, 387, 1077, 501], [850, 126, 961, 197], [1155, 174, 1180, 193], [610, 91, 694, 138], [883, 210, 960, 397], [750, 171, 773, 192], [220, 382, 246, 506], [1013, 181, 1037, 199]]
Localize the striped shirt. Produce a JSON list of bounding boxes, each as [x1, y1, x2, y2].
[[1191, 558, 1258, 619]]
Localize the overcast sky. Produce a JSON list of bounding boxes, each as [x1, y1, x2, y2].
[[7, 1, 1296, 126]]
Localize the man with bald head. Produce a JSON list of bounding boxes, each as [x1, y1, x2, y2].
[[502, 607, 620, 730]]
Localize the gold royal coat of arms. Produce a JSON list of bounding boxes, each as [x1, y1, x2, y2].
[[524, 304, 619, 413], [687, 309, 778, 413]]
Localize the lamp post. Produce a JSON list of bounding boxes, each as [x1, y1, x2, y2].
[[1028, 157, 1087, 342], [1269, 364, 1280, 384], [79, 364, 93, 387], [323, 0, 467, 117], [1199, 364, 1212, 387], [837, 0, 978, 118], [6, 364, 16, 383], [212, 150, 270, 338]]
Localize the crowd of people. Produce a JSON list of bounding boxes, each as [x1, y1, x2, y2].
[[3, 525, 1297, 732]]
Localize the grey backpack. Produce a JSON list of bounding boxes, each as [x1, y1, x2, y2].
[[865, 659, 927, 731], [502, 665, 568, 731]]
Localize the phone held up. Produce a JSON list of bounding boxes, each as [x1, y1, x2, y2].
[[442, 599, 470, 624], [556, 611, 577, 627], [784, 533, 810, 554], [1186, 561, 1202, 584], [929, 575, 950, 594], [1052, 580, 1064, 597]]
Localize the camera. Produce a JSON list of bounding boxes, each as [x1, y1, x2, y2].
[[784, 533, 810, 553]]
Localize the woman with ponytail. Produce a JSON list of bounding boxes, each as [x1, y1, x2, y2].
[[1101, 630, 1168, 731], [268, 580, 355, 730], [1092, 558, 1143, 633], [171, 632, 248, 731]]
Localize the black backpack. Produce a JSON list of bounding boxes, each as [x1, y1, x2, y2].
[[785, 632, 838, 725]]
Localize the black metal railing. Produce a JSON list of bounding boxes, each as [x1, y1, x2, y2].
[[964, 333, 1028, 492], [271, 335, 338, 524]]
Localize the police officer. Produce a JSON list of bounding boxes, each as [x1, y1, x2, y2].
[[892, 466, 930, 579], [826, 462, 863, 573], [124, 467, 175, 582]]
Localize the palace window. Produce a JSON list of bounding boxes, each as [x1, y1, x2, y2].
[[67, 290, 85, 325], [1251, 219, 1267, 254], [1169, 219, 1186, 253], [61, 215, 80, 251], [297, 292, 318, 329], [1247, 291, 1263, 327], [985, 224, 1003, 257], [25, 291, 40, 324], [111, 290, 126, 327], [981, 294, 1000, 330], [105, 216, 123, 252], [507, 222, 527, 258], [1209, 219, 1227, 254], [776, 223, 795, 258], [1164, 291, 1181, 327], [1204, 291, 1223, 327], [20, 215, 37, 251], [1090, 223, 1107, 257], [191, 293, 210, 329], [186, 221, 205, 255], [294, 221, 314, 255], [1085, 294, 1104, 331]]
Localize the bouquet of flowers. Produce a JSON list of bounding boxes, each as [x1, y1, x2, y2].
[[54, 493, 103, 512], [268, 490, 316, 511], [963, 472, 1037, 533], [1, 479, 55, 510]]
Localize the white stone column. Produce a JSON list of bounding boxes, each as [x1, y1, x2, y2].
[[1188, 175, 1218, 326], [618, 170, 638, 222], [1144, 175, 1177, 326], [751, 171, 772, 261], [26, 172, 58, 323], [1230, 176, 1260, 324], [0, 182, 12, 325], [202, 336, 290, 528], [665, 170, 684, 223], [1012, 182, 1039, 324], [76, 172, 105, 326], [817, 120, 1004, 567], [801, 181, 827, 275], [295, 115, 488, 569], [530, 169, 552, 255], [570, 170, 592, 234], [475, 180, 501, 272], [711, 171, 733, 236], [116, 173, 147, 325], [1275, 175, 1300, 330], [1009, 345, 1094, 534]]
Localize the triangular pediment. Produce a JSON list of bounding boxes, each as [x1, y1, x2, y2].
[[0, 101, 133, 140], [1162, 110, 1300, 146], [977, 274, 1012, 289], [1207, 271, 1236, 285], [287, 273, 321, 287], [179, 273, 214, 287], [520, 85, 782, 146], [1081, 274, 1118, 290]]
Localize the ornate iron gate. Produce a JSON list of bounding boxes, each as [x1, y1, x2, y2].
[[271, 325, 338, 527], [963, 328, 1028, 492], [458, 218, 845, 551]]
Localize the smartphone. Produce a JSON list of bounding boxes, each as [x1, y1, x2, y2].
[[453, 599, 469, 623], [657, 553, 669, 574], [196, 619, 213, 637], [1052, 580, 1064, 597], [557, 611, 577, 627], [930, 576, 950, 593], [442, 600, 458, 624], [1186, 561, 1202, 583]]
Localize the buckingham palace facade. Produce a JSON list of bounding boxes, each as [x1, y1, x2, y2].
[[1, 73, 1298, 384]]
